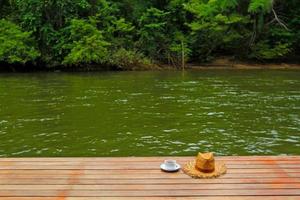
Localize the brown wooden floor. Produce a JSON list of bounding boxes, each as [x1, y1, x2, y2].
[[0, 156, 299, 199]]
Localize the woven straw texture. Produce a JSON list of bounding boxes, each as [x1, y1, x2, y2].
[[183, 160, 227, 179]]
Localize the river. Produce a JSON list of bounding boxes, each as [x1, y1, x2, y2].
[[0, 70, 299, 156]]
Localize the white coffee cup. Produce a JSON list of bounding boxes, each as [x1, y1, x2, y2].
[[164, 160, 177, 169]]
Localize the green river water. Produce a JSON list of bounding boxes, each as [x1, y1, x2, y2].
[[0, 70, 299, 157]]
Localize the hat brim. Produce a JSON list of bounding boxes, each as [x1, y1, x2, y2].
[[183, 160, 227, 179]]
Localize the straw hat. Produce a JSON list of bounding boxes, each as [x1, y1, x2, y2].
[[183, 152, 226, 178]]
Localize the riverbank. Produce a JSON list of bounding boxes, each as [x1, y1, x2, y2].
[[187, 63, 300, 70], [1, 59, 300, 72], [185, 58, 300, 70]]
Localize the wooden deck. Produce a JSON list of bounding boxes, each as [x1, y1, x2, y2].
[[0, 156, 299, 199]]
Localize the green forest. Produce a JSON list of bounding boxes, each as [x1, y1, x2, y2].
[[0, 0, 299, 70]]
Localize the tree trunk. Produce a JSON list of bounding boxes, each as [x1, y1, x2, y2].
[[181, 40, 185, 70]]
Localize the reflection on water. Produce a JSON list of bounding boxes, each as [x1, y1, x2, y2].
[[0, 70, 299, 157]]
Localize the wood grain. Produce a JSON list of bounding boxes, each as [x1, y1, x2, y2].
[[0, 156, 299, 199]]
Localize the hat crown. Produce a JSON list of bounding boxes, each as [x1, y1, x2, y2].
[[196, 152, 215, 172]]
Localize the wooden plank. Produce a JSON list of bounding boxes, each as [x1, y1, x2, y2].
[[0, 197, 299, 200], [0, 183, 299, 190], [0, 174, 298, 179], [0, 156, 299, 199], [1, 178, 300, 185], [1, 168, 300, 174], [0, 156, 299, 162], [0, 173, 300, 179], [0, 170, 300, 179], [0, 164, 299, 170], [0, 159, 299, 165], [0, 159, 300, 167], [0, 189, 300, 197]]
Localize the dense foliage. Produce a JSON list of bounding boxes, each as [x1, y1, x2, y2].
[[0, 0, 299, 70], [0, 19, 39, 65]]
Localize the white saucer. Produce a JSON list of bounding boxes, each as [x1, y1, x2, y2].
[[160, 163, 181, 172]]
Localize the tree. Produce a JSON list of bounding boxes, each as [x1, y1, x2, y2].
[[93, 0, 135, 49], [12, 0, 91, 64], [63, 19, 110, 66], [0, 19, 39, 65], [0, 0, 299, 69], [184, 0, 250, 61], [137, 8, 170, 61], [248, 0, 294, 59]]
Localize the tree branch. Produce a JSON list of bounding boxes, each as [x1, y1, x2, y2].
[[272, 8, 289, 30]]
